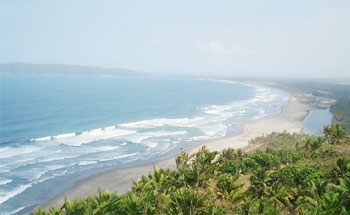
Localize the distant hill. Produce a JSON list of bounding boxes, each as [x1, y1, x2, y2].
[[0, 63, 143, 76]]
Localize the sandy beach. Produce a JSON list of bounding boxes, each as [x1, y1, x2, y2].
[[43, 90, 312, 209]]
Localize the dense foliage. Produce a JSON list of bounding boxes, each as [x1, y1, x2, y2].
[[328, 85, 350, 131], [33, 124, 350, 214]]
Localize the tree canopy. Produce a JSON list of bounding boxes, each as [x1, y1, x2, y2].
[[33, 126, 350, 215]]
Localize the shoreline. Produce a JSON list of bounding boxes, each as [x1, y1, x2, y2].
[[42, 90, 311, 209]]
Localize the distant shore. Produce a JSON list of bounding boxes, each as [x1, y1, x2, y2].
[[42, 89, 312, 209]]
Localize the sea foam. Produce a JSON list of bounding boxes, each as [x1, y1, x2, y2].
[[119, 117, 203, 129], [0, 183, 32, 205], [31, 127, 136, 146], [0, 179, 12, 186]]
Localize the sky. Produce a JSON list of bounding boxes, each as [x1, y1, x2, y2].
[[1, 0, 349, 78]]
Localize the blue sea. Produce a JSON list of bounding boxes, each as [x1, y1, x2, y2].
[[0, 74, 288, 214]]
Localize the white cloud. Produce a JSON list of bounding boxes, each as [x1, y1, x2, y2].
[[112, 41, 119, 47], [195, 41, 229, 54], [195, 41, 273, 57], [149, 38, 162, 46]]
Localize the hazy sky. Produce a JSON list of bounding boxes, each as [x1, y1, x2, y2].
[[1, 0, 349, 78]]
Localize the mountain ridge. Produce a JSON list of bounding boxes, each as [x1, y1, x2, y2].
[[0, 63, 144, 76]]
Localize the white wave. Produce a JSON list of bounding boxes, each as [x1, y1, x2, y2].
[[192, 136, 209, 141], [119, 117, 203, 129], [29, 164, 75, 184], [95, 157, 114, 162], [147, 131, 187, 138], [200, 79, 288, 119], [31, 128, 136, 146], [160, 142, 170, 150], [53, 132, 76, 139], [0, 162, 12, 169], [38, 146, 118, 164], [62, 129, 136, 146], [37, 170, 68, 184], [45, 164, 68, 172], [89, 128, 103, 133], [0, 179, 12, 186], [8, 206, 26, 215], [114, 152, 139, 160], [98, 152, 139, 162], [40, 155, 80, 162], [255, 108, 266, 117], [197, 84, 288, 131], [203, 108, 234, 119], [0, 169, 10, 174], [97, 146, 119, 152], [146, 142, 158, 148], [235, 109, 246, 114], [0, 158, 36, 172], [78, 160, 98, 166], [204, 109, 224, 115], [124, 131, 187, 144], [0, 183, 32, 205], [32, 171, 47, 181], [0, 146, 41, 159], [125, 135, 152, 144], [104, 126, 116, 130], [30, 136, 51, 142], [0, 147, 9, 153], [173, 140, 181, 144], [204, 124, 227, 137], [191, 123, 227, 141]]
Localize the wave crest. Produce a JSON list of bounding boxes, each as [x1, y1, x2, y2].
[[30, 127, 136, 146]]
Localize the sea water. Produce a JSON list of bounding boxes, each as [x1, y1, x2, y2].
[[0, 74, 288, 214], [303, 109, 333, 135]]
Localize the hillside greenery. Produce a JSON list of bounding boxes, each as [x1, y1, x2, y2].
[[33, 124, 350, 214], [328, 85, 350, 131]]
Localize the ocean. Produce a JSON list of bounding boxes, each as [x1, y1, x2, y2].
[[0, 74, 288, 214]]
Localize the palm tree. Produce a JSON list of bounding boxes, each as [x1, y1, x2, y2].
[[59, 197, 86, 214], [334, 177, 350, 210], [88, 189, 123, 214], [169, 187, 213, 215], [267, 184, 294, 210], [249, 168, 270, 198], [175, 147, 219, 188], [330, 158, 350, 183], [295, 181, 319, 214], [248, 198, 282, 215], [318, 192, 347, 215], [323, 124, 347, 145]]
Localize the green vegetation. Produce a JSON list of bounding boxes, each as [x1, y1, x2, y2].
[[328, 85, 350, 131], [33, 124, 350, 214]]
